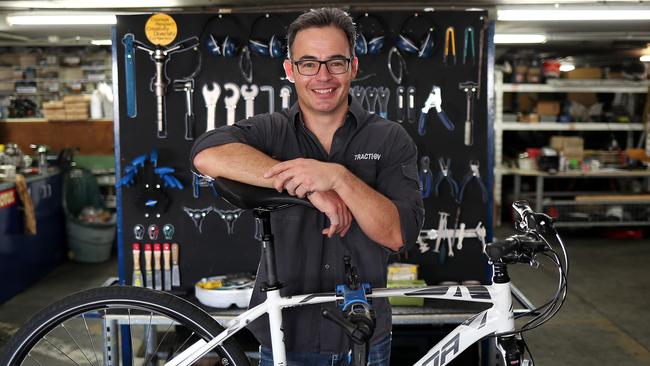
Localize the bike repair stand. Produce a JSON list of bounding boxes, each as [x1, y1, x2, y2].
[[322, 256, 376, 366]]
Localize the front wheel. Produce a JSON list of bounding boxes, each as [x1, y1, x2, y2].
[[0, 286, 251, 366]]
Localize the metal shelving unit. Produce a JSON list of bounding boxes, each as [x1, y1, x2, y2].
[[494, 71, 650, 227]]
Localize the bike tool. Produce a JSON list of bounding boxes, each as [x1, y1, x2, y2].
[[419, 85, 455, 135], [153, 243, 162, 290], [395, 86, 405, 122], [443, 26, 457, 66], [241, 84, 259, 118], [147, 224, 160, 241], [377, 87, 390, 118], [163, 243, 172, 291], [459, 160, 488, 203], [463, 26, 476, 65], [171, 243, 181, 287], [192, 171, 219, 198], [122, 32, 199, 138], [214, 207, 245, 235], [122, 34, 138, 118], [477, 16, 488, 100], [351, 85, 367, 107], [280, 86, 292, 110], [202, 82, 221, 132], [172, 43, 202, 140], [144, 243, 153, 289], [182, 206, 213, 233], [433, 157, 459, 201], [132, 243, 143, 287], [387, 47, 407, 84], [365, 86, 379, 114], [459, 81, 478, 146], [322, 256, 375, 366], [418, 155, 433, 198], [224, 83, 241, 125], [260, 85, 275, 113], [433, 211, 450, 263], [406, 86, 417, 123], [162, 224, 175, 241], [133, 224, 145, 240]]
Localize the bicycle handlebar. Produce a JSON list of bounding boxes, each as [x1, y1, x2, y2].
[[485, 235, 548, 264]]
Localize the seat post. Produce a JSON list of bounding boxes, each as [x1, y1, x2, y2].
[[253, 209, 283, 291]]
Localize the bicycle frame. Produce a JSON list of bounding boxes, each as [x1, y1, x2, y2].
[[166, 280, 514, 366]]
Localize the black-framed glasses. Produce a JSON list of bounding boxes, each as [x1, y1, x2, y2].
[[291, 57, 351, 76]]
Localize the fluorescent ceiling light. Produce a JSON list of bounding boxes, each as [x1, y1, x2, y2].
[[494, 34, 547, 44], [559, 64, 575, 72], [7, 14, 117, 25], [91, 39, 112, 46], [498, 9, 650, 21], [641, 55, 650, 62]]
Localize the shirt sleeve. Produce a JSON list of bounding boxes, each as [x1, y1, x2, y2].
[[189, 114, 274, 171], [375, 126, 425, 252]]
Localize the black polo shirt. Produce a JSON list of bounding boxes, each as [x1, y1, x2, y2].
[[190, 96, 424, 354]]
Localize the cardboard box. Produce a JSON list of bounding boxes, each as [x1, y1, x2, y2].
[[18, 55, 38, 67], [388, 263, 418, 281], [536, 101, 560, 116], [565, 67, 602, 80], [387, 280, 427, 307], [551, 136, 584, 160]]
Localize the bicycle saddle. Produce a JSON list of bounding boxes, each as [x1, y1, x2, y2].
[[214, 177, 314, 211]]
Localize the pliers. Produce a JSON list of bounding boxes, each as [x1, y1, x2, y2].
[[459, 160, 488, 203], [419, 156, 433, 198], [433, 157, 459, 201]]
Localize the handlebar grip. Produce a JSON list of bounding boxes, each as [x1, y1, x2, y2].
[[486, 235, 547, 264]]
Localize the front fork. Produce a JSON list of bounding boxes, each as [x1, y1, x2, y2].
[[496, 335, 531, 366]]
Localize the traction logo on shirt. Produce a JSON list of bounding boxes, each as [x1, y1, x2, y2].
[[354, 153, 381, 161]]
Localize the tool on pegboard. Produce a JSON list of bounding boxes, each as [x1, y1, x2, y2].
[[163, 243, 172, 291], [213, 207, 245, 235], [162, 224, 175, 241], [418, 156, 432, 199], [443, 26, 456, 66], [459, 81, 478, 147], [433, 157, 459, 202], [419, 86, 454, 135], [459, 160, 488, 203], [153, 243, 162, 290], [183, 206, 213, 233], [144, 243, 153, 289], [133, 224, 145, 240], [171, 243, 181, 287], [132, 243, 143, 287], [463, 27, 476, 65]]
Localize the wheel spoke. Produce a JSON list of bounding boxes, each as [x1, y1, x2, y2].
[[82, 314, 100, 365], [61, 323, 95, 365], [169, 332, 196, 359], [26, 353, 44, 366], [143, 322, 174, 365], [43, 336, 82, 366]]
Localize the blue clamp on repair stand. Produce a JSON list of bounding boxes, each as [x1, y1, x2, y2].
[[322, 256, 376, 366]]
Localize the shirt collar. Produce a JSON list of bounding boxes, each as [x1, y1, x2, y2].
[[289, 94, 368, 130]]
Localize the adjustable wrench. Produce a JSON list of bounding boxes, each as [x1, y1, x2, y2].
[[377, 87, 390, 119], [240, 84, 259, 118], [396, 86, 405, 123], [173, 79, 196, 140], [224, 83, 240, 126], [260, 85, 275, 113], [280, 86, 291, 110], [365, 87, 378, 114], [202, 82, 220, 132], [459, 81, 478, 146]]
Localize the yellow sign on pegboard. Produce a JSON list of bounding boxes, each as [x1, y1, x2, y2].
[[144, 13, 177, 46]]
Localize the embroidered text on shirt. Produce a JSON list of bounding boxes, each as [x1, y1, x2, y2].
[[354, 153, 381, 161]]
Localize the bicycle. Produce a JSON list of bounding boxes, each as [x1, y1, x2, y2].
[[1, 177, 568, 366]]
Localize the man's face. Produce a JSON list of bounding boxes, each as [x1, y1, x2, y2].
[[283, 25, 358, 117]]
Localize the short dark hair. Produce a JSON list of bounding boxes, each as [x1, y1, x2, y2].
[[286, 7, 356, 59]]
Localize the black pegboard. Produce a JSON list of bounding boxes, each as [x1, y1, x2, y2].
[[114, 10, 491, 291]]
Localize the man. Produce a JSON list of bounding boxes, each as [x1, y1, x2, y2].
[[191, 7, 424, 365]]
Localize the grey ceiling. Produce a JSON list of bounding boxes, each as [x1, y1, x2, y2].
[[0, 0, 649, 63]]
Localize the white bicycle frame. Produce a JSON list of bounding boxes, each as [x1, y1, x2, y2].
[[166, 280, 514, 366]]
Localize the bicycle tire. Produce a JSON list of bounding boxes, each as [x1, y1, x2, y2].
[[0, 286, 251, 366]]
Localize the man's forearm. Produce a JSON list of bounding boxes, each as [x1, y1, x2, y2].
[[333, 168, 404, 251], [193, 143, 278, 188]]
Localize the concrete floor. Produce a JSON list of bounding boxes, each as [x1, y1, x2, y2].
[[1, 229, 649, 365]]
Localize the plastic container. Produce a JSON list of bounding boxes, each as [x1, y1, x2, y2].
[[195, 276, 254, 308], [66, 215, 116, 263]]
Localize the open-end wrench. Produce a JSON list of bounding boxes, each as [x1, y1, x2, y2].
[[202, 82, 220, 132], [406, 86, 416, 123], [224, 83, 241, 126], [240, 84, 259, 118], [365, 87, 378, 114], [260, 85, 275, 113], [174, 79, 196, 140], [280, 86, 291, 110], [433, 212, 449, 253], [121, 34, 137, 118], [396, 86, 405, 123], [377, 87, 390, 119]]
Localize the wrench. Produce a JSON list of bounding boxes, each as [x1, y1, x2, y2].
[[476, 222, 487, 253], [260, 85, 275, 113], [396, 86, 405, 123], [365, 87, 378, 114], [377, 87, 390, 119], [122, 34, 137, 118], [351, 86, 366, 107], [280, 86, 291, 110], [202, 82, 220, 132], [240, 84, 259, 118], [173, 79, 195, 140], [224, 83, 241, 126], [406, 86, 416, 123], [456, 223, 466, 250], [433, 212, 449, 253]]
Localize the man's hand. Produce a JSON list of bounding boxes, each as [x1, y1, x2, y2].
[[263, 158, 344, 197], [307, 191, 353, 238]]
